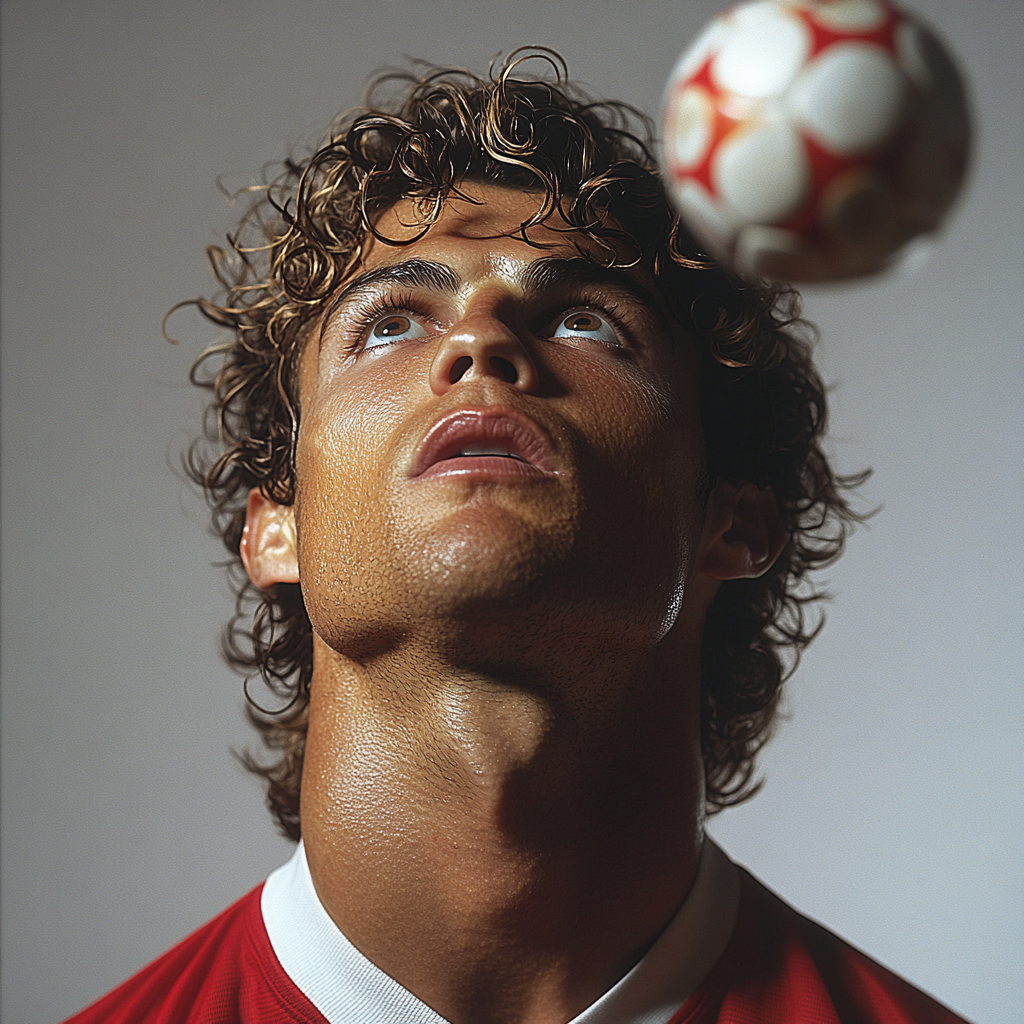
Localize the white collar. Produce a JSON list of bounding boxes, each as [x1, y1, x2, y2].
[[262, 836, 738, 1024]]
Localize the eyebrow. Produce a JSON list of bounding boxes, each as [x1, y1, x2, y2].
[[327, 254, 658, 309], [516, 256, 662, 309], [317, 259, 462, 352], [327, 258, 462, 310]]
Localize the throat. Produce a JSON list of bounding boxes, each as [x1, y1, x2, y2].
[[438, 680, 555, 782], [297, 640, 705, 1024]]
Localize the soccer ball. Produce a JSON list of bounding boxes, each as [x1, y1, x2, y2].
[[661, 0, 971, 282]]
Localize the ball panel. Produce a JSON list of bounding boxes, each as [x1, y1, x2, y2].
[[820, 165, 897, 242], [669, 87, 714, 171], [894, 23, 971, 223], [713, 3, 810, 98], [818, 167, 921, 279], [669, 17, 731, 84], [895, 20, 934, 92], [805, 0, 888, 32], [898, 133, 964, 228], [736, 227, 848, 282], [788, 42, 909, 154], [734, 224, 807, 278], [884, 234, 940, 277], [669, 180, 738, 258], [897, 20, 970, 143], [715, 121, 810, 224]]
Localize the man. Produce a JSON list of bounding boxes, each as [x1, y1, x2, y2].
[[64, 51, 967, 1024]]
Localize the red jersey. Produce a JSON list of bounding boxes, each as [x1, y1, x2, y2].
[[62, 868, 969, 1024]]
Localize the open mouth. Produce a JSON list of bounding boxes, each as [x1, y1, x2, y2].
[[410, 409, 558, 481], [446, 443, 528, 462]]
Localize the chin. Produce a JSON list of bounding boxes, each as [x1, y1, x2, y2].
[[396, 503, 578, 616]]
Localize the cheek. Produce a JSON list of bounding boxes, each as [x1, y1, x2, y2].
[[557, 350, 703, 499], [555, 351, 706, 616], [292, 361, 419, 594]]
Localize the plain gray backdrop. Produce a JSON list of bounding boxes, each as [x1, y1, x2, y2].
[[2, 1, 1021, 1022]]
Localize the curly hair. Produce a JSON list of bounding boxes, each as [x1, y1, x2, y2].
[[182, 49, 865, 841]]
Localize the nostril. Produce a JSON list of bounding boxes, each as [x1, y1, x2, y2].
[[449, 356, 473, 384], [490, 357, 518, 384]]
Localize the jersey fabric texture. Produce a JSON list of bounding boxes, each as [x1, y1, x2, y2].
[[62, 868, 968, 1024], [62, 884, 328, 1024]]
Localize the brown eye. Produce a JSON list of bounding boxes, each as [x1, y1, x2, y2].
[[553, 310, 621, 346], [564, 313, 601, 332], [374, 316, 411, 338], [365, 313, 428, 349]]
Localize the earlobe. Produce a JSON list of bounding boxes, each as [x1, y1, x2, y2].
[[239, 488, 300, 588], [697, 482, 788, 581]]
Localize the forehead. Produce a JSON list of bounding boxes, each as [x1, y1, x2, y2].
[[359, 183, 647, 293]]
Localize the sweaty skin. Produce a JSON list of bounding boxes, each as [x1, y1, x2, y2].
[[240, 185, 785, 1024]]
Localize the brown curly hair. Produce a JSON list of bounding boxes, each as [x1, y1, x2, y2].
[[182, 49, 865, 841]]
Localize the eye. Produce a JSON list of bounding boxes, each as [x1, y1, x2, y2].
[[364, 313, 429, 349], [552, 310, 622, 346]]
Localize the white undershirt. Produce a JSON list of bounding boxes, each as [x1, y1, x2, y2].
[[262, 837, 739, 1024]]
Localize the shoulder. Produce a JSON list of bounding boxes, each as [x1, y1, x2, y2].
[[60, 885, 328, 1024], [673, 867, 972, 1024]]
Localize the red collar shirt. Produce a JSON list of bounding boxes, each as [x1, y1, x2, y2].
[[62, 839, 969, 1024]]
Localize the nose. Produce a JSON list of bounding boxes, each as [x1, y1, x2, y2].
[[429, 313, 540, 396]]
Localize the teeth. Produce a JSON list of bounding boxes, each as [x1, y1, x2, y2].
[[457, 443, 521, 459]]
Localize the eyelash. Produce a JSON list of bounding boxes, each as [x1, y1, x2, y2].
[[552, 293, 628, 343], [339, 290, 428, 352], [335, 288, 632, 352]]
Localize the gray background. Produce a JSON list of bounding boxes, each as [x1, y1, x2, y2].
[[2, 1, 1021, 1022]]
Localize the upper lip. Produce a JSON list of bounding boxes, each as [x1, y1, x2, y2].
[[409, 407, 558, 478]]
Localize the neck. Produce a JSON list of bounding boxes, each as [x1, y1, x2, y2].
[[300, 627, 706, 1024]]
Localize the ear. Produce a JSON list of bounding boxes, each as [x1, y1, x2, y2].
[[696, 481, 787, 581], [239, 488, 299, 588]]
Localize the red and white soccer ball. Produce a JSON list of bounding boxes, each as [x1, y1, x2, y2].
[[661, 0, 971, 282]]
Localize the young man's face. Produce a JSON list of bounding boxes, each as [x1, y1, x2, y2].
[[290, 184, 709, 663]]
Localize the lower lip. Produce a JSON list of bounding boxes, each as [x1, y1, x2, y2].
[[415, 456, 553, 481]]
